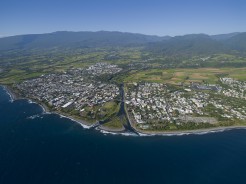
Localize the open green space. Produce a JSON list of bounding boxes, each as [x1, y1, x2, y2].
[[124, 67, 246, 84], [102, 116, 125, 129]]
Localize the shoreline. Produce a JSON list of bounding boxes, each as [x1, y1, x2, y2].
[[136, 125, 246, 136], [99, 125, 125, 132], [2, 85, 125, 132], [2, 84, 246, 136], [3, 85, 17, 101], [2, 85, 92, 128]]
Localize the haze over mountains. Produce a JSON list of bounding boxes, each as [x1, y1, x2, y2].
[[0, 31, 246, 55]]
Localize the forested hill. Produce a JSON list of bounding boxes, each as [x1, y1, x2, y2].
[[146, 34, 226, 55], [0, 31, 246, 55], [146, 33, 246, 56], [0, 31, 169, 51]]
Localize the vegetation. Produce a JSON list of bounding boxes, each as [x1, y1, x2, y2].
[[103, 116, 125, 129], [1, 31, 246, 132], [124, 67, 246, 84]]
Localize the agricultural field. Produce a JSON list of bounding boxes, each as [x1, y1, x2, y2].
[[180, 54, 246, 67], [1, 47, 246, 85], [124, 67, 246, 84], [0, 47, 144, 84]]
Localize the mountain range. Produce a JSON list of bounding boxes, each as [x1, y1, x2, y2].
[[0, 31, 246, 55]]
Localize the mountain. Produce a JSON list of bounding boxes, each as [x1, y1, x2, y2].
[[146, 34, 226, 55], [0, 31, 246, 56], [0, 31, 168, 51], [223, 32, 246, 51], [210, 32, 240, 41]]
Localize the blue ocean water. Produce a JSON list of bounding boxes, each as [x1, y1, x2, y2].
[[1, 86, 246, 184]]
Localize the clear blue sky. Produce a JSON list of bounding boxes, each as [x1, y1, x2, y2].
[[1, 0, 246, 37]]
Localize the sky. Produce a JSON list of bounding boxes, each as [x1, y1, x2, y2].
[[1, 0, 246, 37]]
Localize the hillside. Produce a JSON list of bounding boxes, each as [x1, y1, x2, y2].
[[224, 32, 246, 51], [0, 31, 169, 51], [146, 34, 227, 55], [0, 31, 246, 56]]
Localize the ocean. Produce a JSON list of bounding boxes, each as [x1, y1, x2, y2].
[[1, 86, 246, 184]]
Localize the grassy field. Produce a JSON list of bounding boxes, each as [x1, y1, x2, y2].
[[103, 116, 125, 129], [124, 67, 246, 84], [0, 47, 145, 84], [1, 48, 246, 86]]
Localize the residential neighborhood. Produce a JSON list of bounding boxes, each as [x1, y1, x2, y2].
[[14, 61, 246, 131], [16, 64, 121, 119], [125, 78, 246, 130], [86, 62, 122, 76]]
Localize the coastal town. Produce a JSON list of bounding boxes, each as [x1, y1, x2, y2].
[[125, 78, 246, 130], [16, 63, 122, 121], [14, 62, 246, 131]]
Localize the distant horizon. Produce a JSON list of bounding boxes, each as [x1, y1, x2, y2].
[[1, 0, 246, 38], [0, 30, 244, 38]]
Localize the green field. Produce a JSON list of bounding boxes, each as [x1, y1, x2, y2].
[[1, 48, 246, 87], [0, 47, 145, 84], [124, 67, 246, 84], [102, 116, 125, 129]]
